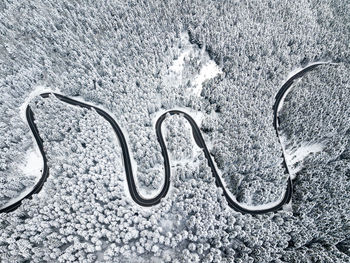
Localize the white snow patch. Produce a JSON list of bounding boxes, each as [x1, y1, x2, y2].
[[169, 49, 191, 73], [166, 32, 222, 98], [284, 140, 324, 176], [20, 149, 43, 178], [286, 143, 324, 165], [192, 60, 222, 96], [0, 148, 43, 210], [95, 240, 107, 262]]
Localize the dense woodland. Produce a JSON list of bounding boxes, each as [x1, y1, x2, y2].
[[0, 0, 349, 262]]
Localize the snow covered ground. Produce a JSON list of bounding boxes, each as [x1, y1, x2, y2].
[[0, 148, 43, 210], [165, 32, 222, 98], [191, 61, 222, 97], [280, 136, 324, 178]]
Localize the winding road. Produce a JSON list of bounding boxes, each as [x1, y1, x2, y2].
[[0, 62, 328, 214]]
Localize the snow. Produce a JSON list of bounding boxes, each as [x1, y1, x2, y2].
[[276, 61, 334, 117], [53, 93, 149, 203], [275, 62, 330, 178], [167, 32, 222, 98], [20, 89, 174, 209], [192, 60, 222, 96], [169, 49, 191, 73], [286, 143, 324, 165], [276, 78, 302, 114], [96, 240, 107, 262], [19, 85, 59, 122], [168, 33, 192, 80], [282, 138, 324, 176], [151, 106, 204, 129], [20, 149, 43, 178], [18, 85, 300, 212], [154, 108, 289, 210], [0, 148, 43, 210], [203, 140, 291, 210], [19, 88, 147, 207], [159, 218, 174, 232], [0, 86, 54, 210]]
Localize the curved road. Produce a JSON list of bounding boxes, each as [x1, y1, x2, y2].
[[0, 62, 328, 214]]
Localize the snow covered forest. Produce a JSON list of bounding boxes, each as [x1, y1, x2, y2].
[[0, 0, 349, 262]]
